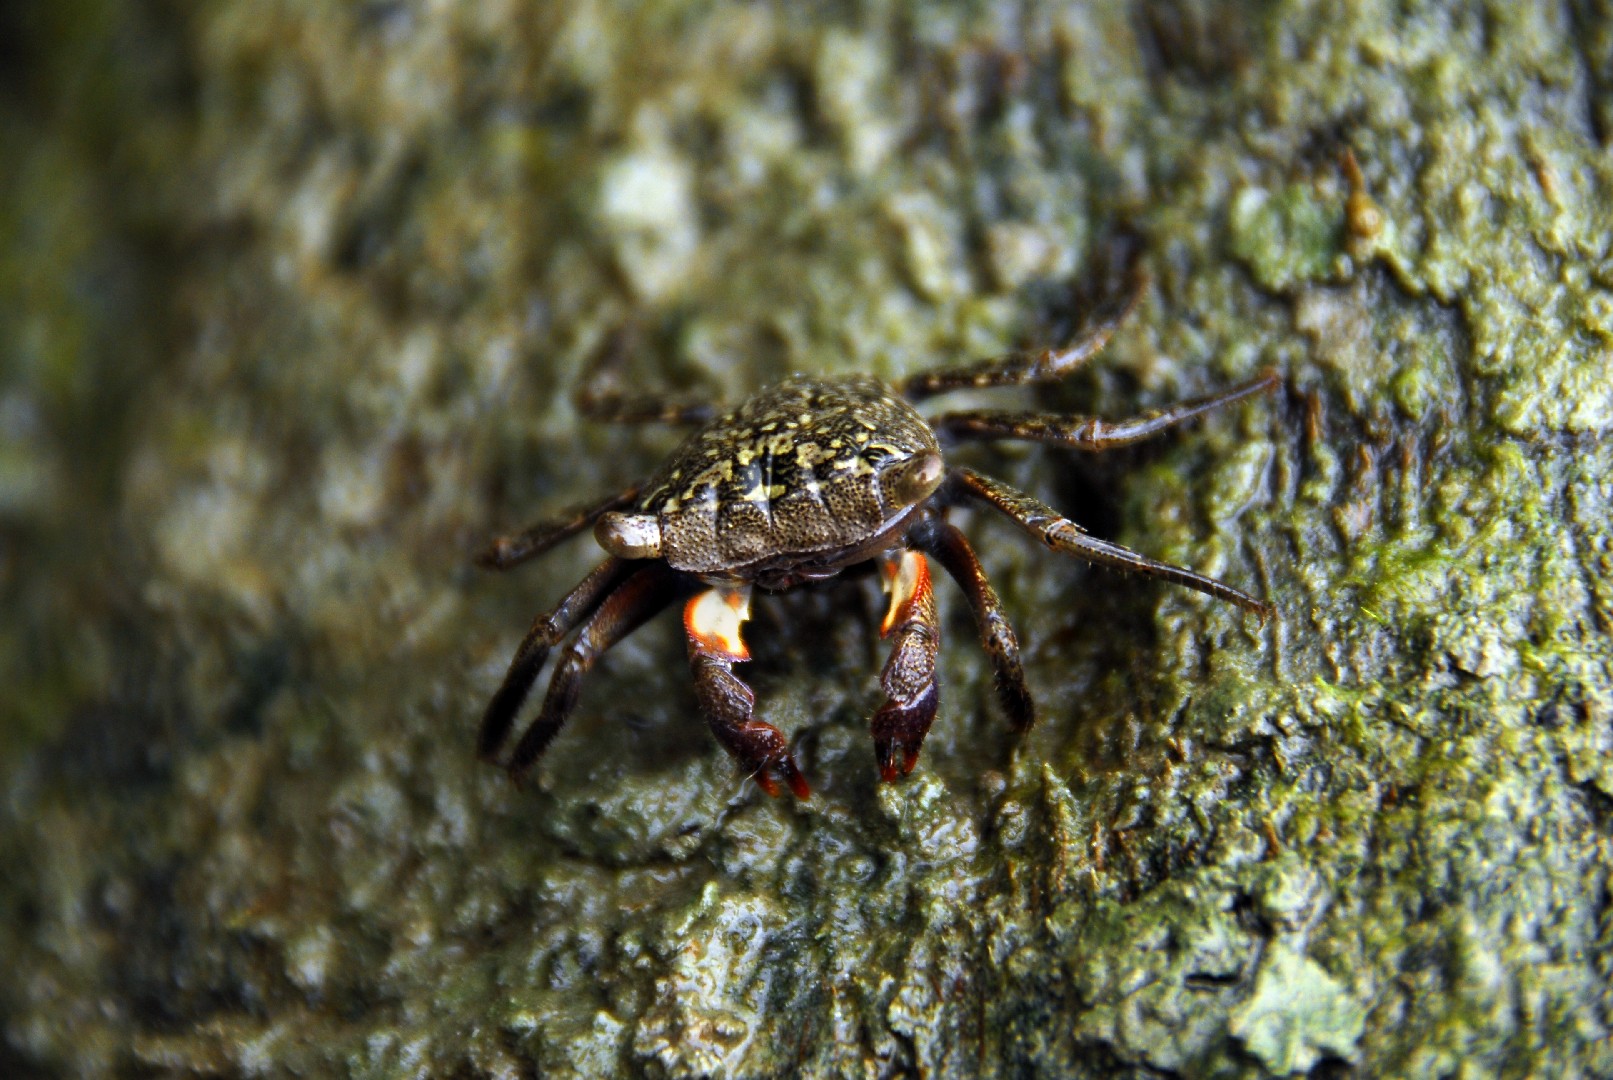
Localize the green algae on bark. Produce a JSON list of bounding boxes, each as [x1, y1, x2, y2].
[[3, 0, 1613, 1077]]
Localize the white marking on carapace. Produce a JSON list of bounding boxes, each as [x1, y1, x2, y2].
[[880, 549, 931, 637], [685, 586, 753, 661]]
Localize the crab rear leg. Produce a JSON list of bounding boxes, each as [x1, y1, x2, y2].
[[476, 486, 644, 571], [685, 587, 810, 799], [479, 556, 639, 762], [574, 325, 722, 426], [899, 240, 1144, 401], [931, 369, 1280, 448], [502, 562, 680, 785], [871, 549, 942, 782], [576, 390, 721, 426]]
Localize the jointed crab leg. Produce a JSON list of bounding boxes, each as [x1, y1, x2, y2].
[[911, 518, 1034, 731], [684, 586, 810, 798], [476, 486, 643, 570], [500, 562, 679, 785], [899, 249, 1144, 402], [576, 390, 721, 426], [478, 557, 638, 761], [573, 325, 721, 426], [933, 369, 1280, 449], [949, 468, 1272, 618], [870, 550, 942, 781]]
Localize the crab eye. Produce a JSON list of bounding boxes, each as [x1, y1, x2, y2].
[[882, 450, 944, 507], [595, 512, 662, 559]]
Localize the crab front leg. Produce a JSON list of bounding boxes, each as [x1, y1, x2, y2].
[[911, 518, 1034, 731], [871, 549, 942, 782], [685, 587, 810, 799]]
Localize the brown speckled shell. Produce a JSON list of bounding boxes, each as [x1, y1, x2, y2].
[[638, 375, 940, 580]]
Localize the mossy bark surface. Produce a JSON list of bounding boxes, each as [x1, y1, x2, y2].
[[3, 1, 1611, 1076]]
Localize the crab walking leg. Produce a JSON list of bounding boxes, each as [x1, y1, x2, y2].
[[573, 325, 721, 426], [950, 468, 1273, 618], [912, 519, 1034, 731], [475, 486, 644, 570], [503, 562, 680, 786], [478, 557, 639, 761], [870, 549, 943, 782], [685, 586, 810, 798], [932, 369, 1281, 449], [575, 388, 720, 426], [899, 244, 1143, 401]]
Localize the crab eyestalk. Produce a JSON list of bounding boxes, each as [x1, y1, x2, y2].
[[882, 449, 944, 508], [595, 511, 662, 559]]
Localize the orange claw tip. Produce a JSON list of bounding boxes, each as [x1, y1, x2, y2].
[[876, 747, 920, 783], [785, 770, 812, 800], [754, 772, 781, 798]]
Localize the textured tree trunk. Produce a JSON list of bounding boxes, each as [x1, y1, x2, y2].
[[2, 1, 1610, 1076]]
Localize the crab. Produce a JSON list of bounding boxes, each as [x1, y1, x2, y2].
[[476, 255, 1277, 798]]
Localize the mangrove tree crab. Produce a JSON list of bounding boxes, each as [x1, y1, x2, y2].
[[476, 255, 1277, 797]]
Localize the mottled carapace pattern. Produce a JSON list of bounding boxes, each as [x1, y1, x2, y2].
[[642, 376, 941, 582]]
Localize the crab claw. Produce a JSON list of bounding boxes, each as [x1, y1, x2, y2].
[[732, 720, 811, 799], [870, 684, 939, 782], [756, 754, 812, 800]]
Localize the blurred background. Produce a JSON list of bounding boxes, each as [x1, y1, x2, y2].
[[2, 1, 1611, 1076]]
